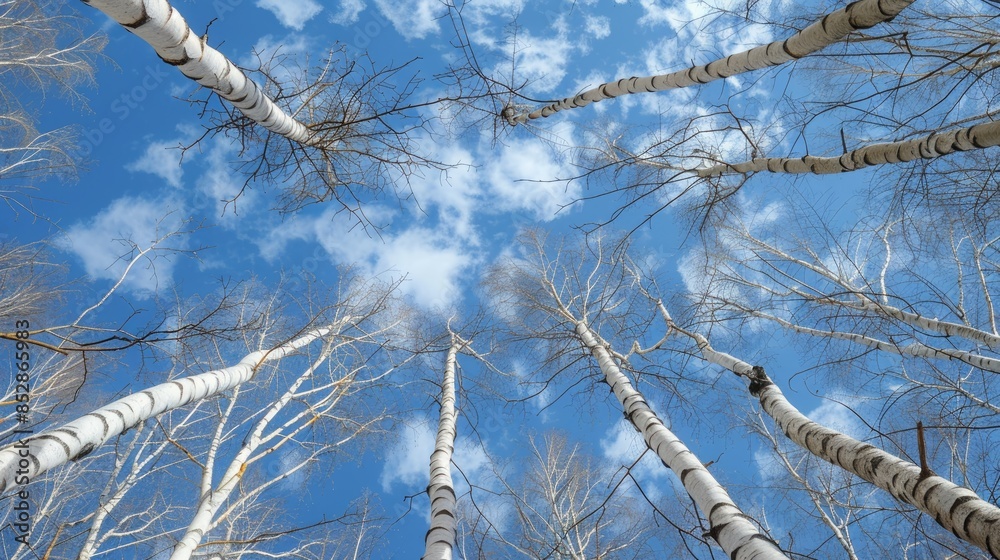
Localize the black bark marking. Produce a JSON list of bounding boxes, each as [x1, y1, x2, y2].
[[781, 40, 800, 61], [680, 467, 695, 485], [33, 434, 73, 457], [70, 442, 96, 462], [88, 412, 110, 435], [121, 6, 150, 29]]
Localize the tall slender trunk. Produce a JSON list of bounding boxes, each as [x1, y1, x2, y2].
[[573, 321, 789, 560], [423, 336, 462, 560], [694, 120, 1000, 176], [82, 0, 314, 144], [0, 319, 349, 492], [170, 341, 339, 559], [508, 0, 914, 124], [679, 322, 1000, 558], [748, 366, 1000, 559]]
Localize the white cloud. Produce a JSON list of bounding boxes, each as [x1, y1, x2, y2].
[[600, 420, 670, 500], [380, 417, 434, 492], [58, 196, 187, 296], [484, 135, 581, 221], [509, 29, 573, 94], [373, 0, 444, 39], [331, 0, 366, 25], [262, 205, 477, 311], [406, 145, 480, 227], [193, 140, 257, 226], [125, 140, 186, 188], [584, 14, 611, 39], [239, 33, 313, 87], [809, 396, 866, 441], [380, 416, 490, 494], [752, 447, 785, 482], [255, 0, 323, 30]]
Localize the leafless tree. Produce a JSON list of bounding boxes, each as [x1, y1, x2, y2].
[[1, 273, 408, 559], [466, 431, 660, 560], [486, 230, 787, 559], [0, 0, 105, 218]]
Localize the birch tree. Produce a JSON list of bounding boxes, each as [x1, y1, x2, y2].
[[468, 432, 659, 559], [654, 199, 1000, 556], [0, 0, 104, 218], [0, 273, 401, 493], [521, 0, 1000, 230], [667, 318, 1000, 558], [423, 331, 465, 560], [487, 231, 788, 559], [1, 275, 404, 558], [81, 0, 456, 217], [506, 0, 914, 125], [170, 309, 402, 559]]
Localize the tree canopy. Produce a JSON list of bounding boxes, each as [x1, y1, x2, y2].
[[2, 0, 1000, 558]]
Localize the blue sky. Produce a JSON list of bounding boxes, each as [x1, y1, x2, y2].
[[5, 0, 950, 557]]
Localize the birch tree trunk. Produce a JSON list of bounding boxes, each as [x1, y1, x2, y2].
[[423, 335, 462, 560], [693, 119, 1000, 176], [748, 365, 1000, 559], [675, 320, 1000, 559], [508, 0, 914, 125], [0, 319, 349, 493], [170, 340, 342, 559], [573, 320, 788, 560], [82, 0, 314, 144]]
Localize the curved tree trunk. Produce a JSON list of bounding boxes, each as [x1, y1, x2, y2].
[[746, 366, 1000, 559], [673, 316, 1000, 559], [423, 336, 462, 560], [574, 321, 788, 560], [170, 342, 339, 559], [82, 0, 314, 144], [695, 120, 1000, 176], [0, 319, 350, 493], [508, 0, 914, 125]]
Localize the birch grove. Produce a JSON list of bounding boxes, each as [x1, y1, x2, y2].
[[4, 0, 1000, 556]]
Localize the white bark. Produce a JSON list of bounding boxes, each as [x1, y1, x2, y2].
[[423, 337, 462, 560], [509, 0, 914, 124], [679, 327, 1000, 558], [82, 0, 314, 144], [695, 120, 1000, 176], [0, 319, 350, 493], [748, 366, 1000, 559], [574, 321, 788, 560], [77, 404, 204, 560], [170, 342, 339, 559], [733, 304, 1000, 374]]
